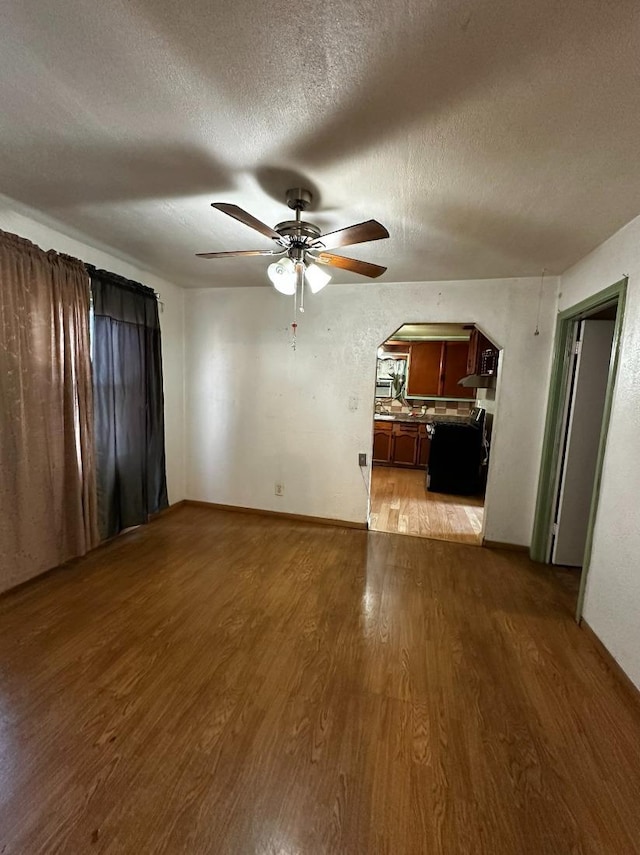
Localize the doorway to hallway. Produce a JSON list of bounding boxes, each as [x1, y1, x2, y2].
[[531, 278, 626, 620]]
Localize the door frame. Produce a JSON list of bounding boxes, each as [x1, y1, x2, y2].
[[530, 277, 627, 620], [368, 322, 503, 543]]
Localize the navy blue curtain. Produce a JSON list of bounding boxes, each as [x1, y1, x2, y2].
[[89, 266, 168, 540]]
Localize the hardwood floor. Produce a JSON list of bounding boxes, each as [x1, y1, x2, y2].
[[1, 506, 639, 854], [370, 465, 484, 544]]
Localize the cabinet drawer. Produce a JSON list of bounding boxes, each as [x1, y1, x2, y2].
[[392, 422, 419, 436]]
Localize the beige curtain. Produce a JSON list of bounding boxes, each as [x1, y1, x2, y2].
[[0, 229, 98, 592]]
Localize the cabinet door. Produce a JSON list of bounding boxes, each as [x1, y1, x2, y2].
[[373, 422, 393, 464], [391, 424, 419, 467], [417, 426, 431, 468], [442, 341, 474, 398], [406, 342, 443, 397], [467, 328, 480, 374]]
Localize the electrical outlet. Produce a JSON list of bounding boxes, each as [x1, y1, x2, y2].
[[275, 483, 284, 497], [358, 453, 367, 467]]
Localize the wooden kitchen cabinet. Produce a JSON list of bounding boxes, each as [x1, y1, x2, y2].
[[373, 420, 393, 463], [373, 420, 429, 469], [405, 342, 443, 397], [442, 341, 475, 399], [406, 340, 473, 398], [391, 423, 419, 467], [418, 425, 431, 467]]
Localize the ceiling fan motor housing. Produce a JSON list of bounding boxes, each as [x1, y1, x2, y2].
[[275, 220, 322, 244], [286, 187, 312, 211]]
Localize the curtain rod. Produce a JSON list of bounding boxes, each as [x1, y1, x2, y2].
[[86, 263, 164, 310]]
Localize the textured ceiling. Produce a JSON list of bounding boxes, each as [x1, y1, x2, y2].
[[1, 0, 640, 288]]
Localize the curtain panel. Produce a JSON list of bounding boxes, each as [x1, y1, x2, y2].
[[0, 230, 98, 592], [88, 267, 168, 540]]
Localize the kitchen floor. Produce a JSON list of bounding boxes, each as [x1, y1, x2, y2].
[[369, 466, 484, 545]]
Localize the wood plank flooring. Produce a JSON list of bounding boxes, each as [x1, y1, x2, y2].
[[0, 506, 639, 854], [370, 465, 484, 544]]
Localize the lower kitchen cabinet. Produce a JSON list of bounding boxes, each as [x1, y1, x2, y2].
[[392, 423, 419, 467], [373, 420, 393, 464], [418, 425, 431, 467], [373, 420, 430, 469]]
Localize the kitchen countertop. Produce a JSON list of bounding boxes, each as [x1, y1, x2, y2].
[[374, 413, 471, 425]]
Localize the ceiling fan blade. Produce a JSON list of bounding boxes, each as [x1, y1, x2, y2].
[[315, 252, 386, 278], [211, 203, 282, 241], [313, 219, 389, 251], [196, 249, 282, 259]]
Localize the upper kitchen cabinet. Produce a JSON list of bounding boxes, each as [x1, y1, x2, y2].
[[405, 341, 442, 397], [406, 340, 474, 398], [377, 324, 498, 399], [466, 328, 499, 377], [442, 341, 474, 398]]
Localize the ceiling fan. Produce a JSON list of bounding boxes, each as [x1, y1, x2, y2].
[[196, 188, 389, 297]]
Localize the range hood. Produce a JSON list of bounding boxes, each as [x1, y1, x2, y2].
[[458, 374, 496, 389]]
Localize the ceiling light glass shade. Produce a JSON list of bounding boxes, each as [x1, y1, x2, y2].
[[267, 257, 296, 295], [305, 262, 331, 293]]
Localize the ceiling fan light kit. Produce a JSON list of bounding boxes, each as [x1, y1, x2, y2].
[[305, 262, 331, 293], [267, 257, 296, 295], [196, 186, 389, 304]]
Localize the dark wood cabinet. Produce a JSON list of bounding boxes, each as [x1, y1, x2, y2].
[[405, 342, 443, 397], [466, 328, 480, 375], [392, 423, 419, 467], [442, 341, 474, 399], [418, 425, 431, 467], [466, 328, 499, 377], [406, 340, 473, 398], [381, 329, 498, 400], [373, 420, 393, 463], [373, 420, 430, 469]]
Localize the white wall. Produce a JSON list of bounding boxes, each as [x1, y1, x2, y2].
[[559, 213, 640, 690], [185, 277, 557, 545], [0, 197, 186, 504]]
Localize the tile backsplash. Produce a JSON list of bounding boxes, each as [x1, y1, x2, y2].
[[375, 398, 473, 417]]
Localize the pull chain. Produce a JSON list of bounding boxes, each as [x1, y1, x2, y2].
[[291, 282, 298, 350]]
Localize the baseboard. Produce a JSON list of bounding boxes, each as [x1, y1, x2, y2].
[[580, 619, 640, 707], [482, 539, 529, 552], [182, 499, 368, 531], [150, 499, 186, 520]]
